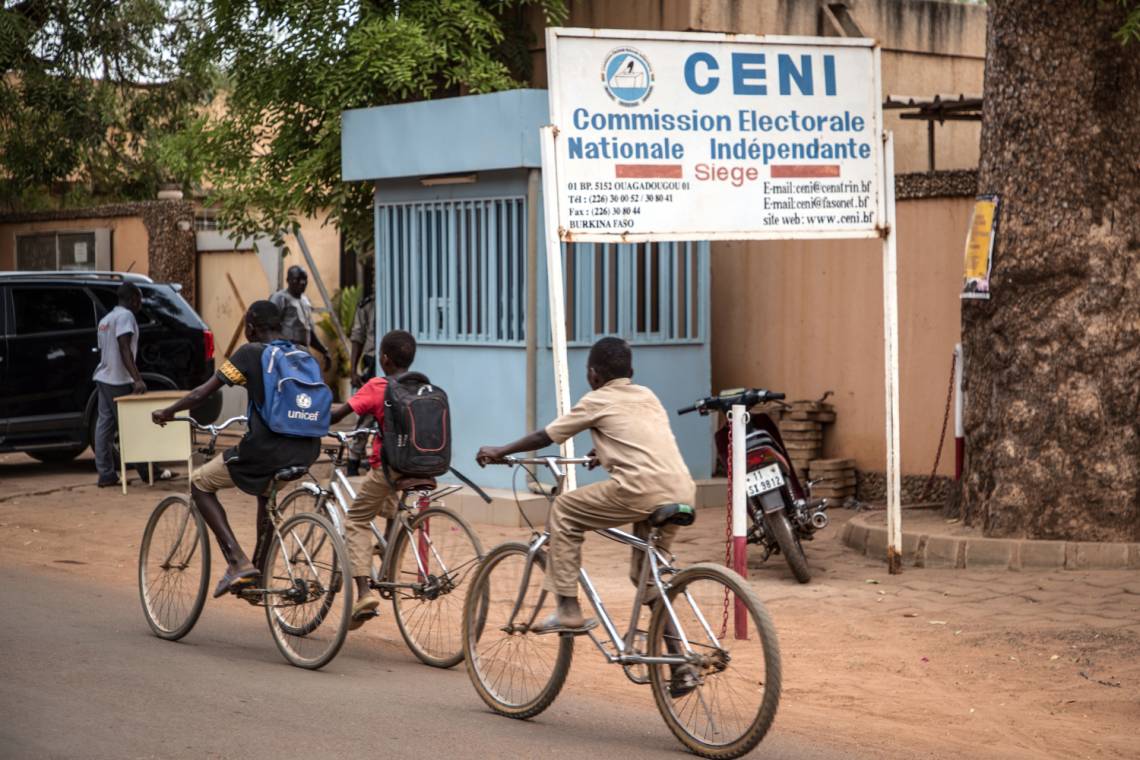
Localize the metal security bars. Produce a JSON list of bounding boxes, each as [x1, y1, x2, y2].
[[375, 198, 706, 346], [562, 241, 706, 345], [376, 197, 526, 344]]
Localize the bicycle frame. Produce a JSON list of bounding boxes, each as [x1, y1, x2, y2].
[[499, 456, 711, 669], [299, 436, 464, 593]]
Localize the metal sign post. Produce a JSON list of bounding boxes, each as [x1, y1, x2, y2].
[[541, 27, 902, 571], [730, 404, 749, 636], [881, 131, 902, 573], [540, 125, 577, 488]]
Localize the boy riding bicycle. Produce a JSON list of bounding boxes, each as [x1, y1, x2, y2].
[[476, 337, 696, 634], [152, 301, 324, 598], [326, 329, 419, 628]]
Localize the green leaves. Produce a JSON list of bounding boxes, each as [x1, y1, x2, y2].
[[2, 0, 566, 233], [1118, 0, 1140, 44], [0, 0, 212, 209], [181, 0, 566, 250]]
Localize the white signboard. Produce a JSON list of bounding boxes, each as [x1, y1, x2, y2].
[[546, 29, 883, 241]]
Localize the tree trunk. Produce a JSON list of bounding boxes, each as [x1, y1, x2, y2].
[[964, 1, 1140, 541]]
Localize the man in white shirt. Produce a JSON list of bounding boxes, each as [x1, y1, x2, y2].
[[93, 282, 149, 487], [270, 266, 332, 370]]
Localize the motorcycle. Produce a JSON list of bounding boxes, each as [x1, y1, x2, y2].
[[678, 388, 831, 583]]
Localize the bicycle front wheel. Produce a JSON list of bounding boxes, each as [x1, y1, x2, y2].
[[647, 563, 781, 759], [263, 512, 352, 670], [138, 495, 210, 641], [389, 506, 485, 668], [462, 542, 573, 719]]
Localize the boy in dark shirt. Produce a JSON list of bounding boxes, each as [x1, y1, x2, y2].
[[153, 301, 321, 598], [326, 329, 415, 628]]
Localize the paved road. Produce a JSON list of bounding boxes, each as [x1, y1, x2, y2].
[[0, 565, 854, 760]]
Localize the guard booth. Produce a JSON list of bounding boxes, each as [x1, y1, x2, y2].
[[342, 91, 711, 488]]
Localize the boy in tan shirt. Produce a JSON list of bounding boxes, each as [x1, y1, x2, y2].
[[477, 337, 695, 634]]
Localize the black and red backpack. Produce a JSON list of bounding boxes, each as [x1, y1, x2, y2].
[[381, 372, 451, 478]]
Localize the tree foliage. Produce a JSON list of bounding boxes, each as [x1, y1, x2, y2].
[[170, 0, 567, 252], [1119, 0, 1140, 43], [0, 0, 209, 209]]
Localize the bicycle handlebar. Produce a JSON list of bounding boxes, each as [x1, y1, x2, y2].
[[331, 427, 379, 444], [499, 456, 594, 466], [677, 388, 786, 415], [170, 415, 247, 435]]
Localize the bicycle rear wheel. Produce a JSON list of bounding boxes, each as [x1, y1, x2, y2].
[[138, 495, 210, 641], [390, 506, 485, 668], [462, 542, 573, 719], [263, 512, 352, 670], [647, 562, 781, 759]]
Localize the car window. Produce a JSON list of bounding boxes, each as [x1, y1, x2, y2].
[[92, 285, 158, 325], [141, 284, 205, 328], [11, 287, 96, 335]]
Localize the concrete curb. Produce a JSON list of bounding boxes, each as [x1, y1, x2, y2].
[[842, 512, 1140, 571]]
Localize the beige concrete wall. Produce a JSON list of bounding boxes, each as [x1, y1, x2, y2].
[[0, 216, 149, 274], [282, 215, 341, 307], [710, 196, 971, 476], [530, 0, 986, 172], [196, 249, 269, 359]]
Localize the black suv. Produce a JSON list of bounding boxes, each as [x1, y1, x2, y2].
[[0, 271, 222, 462]]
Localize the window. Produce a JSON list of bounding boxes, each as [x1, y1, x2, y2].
[[375, 197, 707, 346], [15, 230, 110, 271], [562, 241, 705, 345], [11, 287, 96, 334], [377, 197, 526, 343], [194, 209, 221, 231]]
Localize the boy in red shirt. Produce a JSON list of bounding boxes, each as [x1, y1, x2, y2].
[[328, 329, 416, 628]]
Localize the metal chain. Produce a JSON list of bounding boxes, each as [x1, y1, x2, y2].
[[920, 351, 957, 503], [721, 413, 733, 640]]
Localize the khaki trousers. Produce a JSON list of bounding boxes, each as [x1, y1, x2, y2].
[[345, 466, 402, 577], [543, 479, 680, 598]]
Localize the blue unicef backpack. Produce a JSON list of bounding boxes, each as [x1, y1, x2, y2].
[[253, 340, 332, 438]]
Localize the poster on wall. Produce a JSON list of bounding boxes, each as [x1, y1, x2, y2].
[[545, 29, 884, 242], [961, 194, 1000, 300]]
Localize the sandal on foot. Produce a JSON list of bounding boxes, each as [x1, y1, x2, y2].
[[213, 567, 260, 598], [349, 595, 381, 630], [531, 613, 598, 636]]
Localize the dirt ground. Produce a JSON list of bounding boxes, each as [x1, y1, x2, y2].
[[2, 451, 1138, 759]]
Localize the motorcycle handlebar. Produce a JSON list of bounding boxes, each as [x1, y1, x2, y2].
[[677, 389, 785, 415]]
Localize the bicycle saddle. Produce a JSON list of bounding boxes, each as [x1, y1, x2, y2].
[[394, 476, 437, 493], [649, 503, 696, 528], [273, 466, 308, 482]]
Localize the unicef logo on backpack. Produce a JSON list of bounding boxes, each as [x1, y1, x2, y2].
[[258, 340, 331, 437], [289, 391, 320, 421]]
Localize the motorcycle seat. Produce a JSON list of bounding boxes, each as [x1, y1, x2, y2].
[[648, 503, 697, 528], [273, 466, 309, 482]]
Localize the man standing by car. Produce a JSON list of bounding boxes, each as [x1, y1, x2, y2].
[[93, 282, 149, 487], [271, 265, 332, 371]]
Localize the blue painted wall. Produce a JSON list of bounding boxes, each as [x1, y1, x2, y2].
[[411, 342, 712, 491], [345, 91, 714, 491]]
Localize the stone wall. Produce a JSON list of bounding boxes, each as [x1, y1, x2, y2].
[[856, 470, 955, 505], [0, 200, 197, 303]]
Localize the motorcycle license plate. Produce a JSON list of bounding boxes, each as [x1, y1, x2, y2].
[[745, 464, 785, 497]]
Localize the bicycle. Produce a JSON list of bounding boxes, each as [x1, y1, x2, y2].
[[137, 416, 353, 670], [277, 427, 488, 668], [462, 457, 781, 760]]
